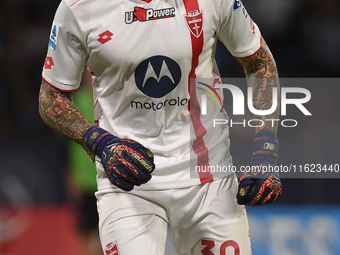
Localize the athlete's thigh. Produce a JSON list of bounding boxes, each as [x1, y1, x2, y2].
[[170, 176, 251, 255], [96, 189, 168, 255]]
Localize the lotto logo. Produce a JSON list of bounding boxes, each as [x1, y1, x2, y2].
[[98, 30, 113, 44], [44, 56, 54, 69]]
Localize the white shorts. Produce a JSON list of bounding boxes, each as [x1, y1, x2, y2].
[[96, 176, 251, 255]]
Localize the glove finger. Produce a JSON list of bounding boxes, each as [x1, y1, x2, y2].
[[120, 149, 155, 175], [109, 158, 152, 185], [250, 174, 282, 206], [115, 162, 152, 184], [133, 171, 152, 184], [139, 147, 154, 162], [105, 169, 134, 191], [110, 142, 155, 174], [108, 160, 142, 185], [118, 139, 154, 163], [259, 177, 282, 205]]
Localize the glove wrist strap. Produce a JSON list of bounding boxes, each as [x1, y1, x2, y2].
[[82, 126, 117, 162], [250, 131, 279, 166]]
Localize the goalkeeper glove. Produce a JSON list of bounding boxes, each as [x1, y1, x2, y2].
[[82, 126, 155, 191], [237, 131, 282, 206]]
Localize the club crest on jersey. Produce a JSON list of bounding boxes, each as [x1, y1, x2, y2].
[[125, 6, 175, 24], [184, 10, 203, 38], [48, 25, 58, 51]]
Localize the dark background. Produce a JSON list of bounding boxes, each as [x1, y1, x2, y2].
[[0, 0, 339, 205]]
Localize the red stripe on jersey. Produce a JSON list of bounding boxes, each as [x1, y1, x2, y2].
[[183, 0, 213, 183]]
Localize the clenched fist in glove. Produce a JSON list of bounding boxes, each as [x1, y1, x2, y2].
[[82, 126, 155, 191], [237, 131, 282, 206]]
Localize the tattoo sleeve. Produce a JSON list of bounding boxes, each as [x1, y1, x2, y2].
[[39, 80, 93, 145], [237, 37, 280, 134]]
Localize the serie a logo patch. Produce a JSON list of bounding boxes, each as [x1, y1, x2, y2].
[[48, 25, 58, 51]]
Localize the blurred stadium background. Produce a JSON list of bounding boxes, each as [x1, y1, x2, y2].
[[0, 0, 339, 254]]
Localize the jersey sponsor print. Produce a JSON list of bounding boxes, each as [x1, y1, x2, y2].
[[134, 55, 182, 98], [131, 55, 188, 111], [125, 6, 175, 24]]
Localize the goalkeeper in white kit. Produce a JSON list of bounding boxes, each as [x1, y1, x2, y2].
[[39, 0, 282, 254]]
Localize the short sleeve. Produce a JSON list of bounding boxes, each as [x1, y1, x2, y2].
[[216, 0, 261, 58], [42, 0, 87, 91]]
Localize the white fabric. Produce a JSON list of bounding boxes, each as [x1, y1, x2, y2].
[[96, 176, 251, 255], [42, 0, 261, 189]]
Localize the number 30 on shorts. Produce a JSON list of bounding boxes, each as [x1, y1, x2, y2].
[[201, 240, 240, 255]]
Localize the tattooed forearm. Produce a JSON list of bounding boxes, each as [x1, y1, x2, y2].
[[39, 80, 93, 144], [237, 37, 280, 134]]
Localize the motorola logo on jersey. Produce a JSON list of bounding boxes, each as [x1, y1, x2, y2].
[[132, 55, 187, 111], [134, 55, 181, 98]]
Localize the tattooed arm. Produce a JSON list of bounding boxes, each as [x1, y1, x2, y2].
[[39, 80, 93, 145], [237, 37, 280, 134], [235, 38, 283, 206]]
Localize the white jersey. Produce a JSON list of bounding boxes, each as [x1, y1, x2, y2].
[[42, 0, 261, 190]]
